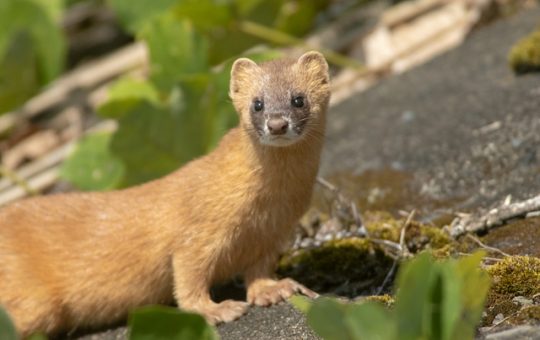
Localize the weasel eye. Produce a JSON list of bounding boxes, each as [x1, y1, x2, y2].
[[253, 99, 264, 112], [291, 96, 304, 108]]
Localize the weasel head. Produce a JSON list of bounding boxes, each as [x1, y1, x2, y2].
[[229, 51, 330, 147]]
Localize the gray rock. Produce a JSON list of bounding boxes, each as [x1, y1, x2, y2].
[[322, 7, 540, 214], [484, 325, 540, 340]]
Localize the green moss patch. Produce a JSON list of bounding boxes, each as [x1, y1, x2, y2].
[[484, 256, 540, 326], [509, 29, 540, 74], [364, 211, 456, 256], [488, 256, 540, 298]]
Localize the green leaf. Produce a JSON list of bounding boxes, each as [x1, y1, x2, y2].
[[394, 252, 437, 339], [98, 77, 161, 119], [0, 31, 40, 113], [141, 14, 209, 92], [60, 132, 125, 191], [235, 0, 265, 15], [307, 298, 351, 340], [27, 333, 48, 340], [128, 305, 217, 340], [438, 262, 462, 340], [345, 302, 395, 340], [0, 0, 64, 113], [289, 295, 313, 314], [29, 0, 64, 22], [451, 252, 490, 340], [0, 306, 18, 340], [107, 0, 177, 33], [172, 0, 232, 32], [110, 102, 189, 186]]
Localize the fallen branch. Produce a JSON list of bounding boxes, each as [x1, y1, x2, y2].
[[448, 194, 540, 238]]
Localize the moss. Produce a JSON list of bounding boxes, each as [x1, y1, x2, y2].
[[488, 256, 540, 298], [278, 238, 394, 297], [483, 256, 540, 326], [509, 29, 540, 74], [365, 211, 456, 256], [365, 294, 395, 307], [364, 211, 402, 242]]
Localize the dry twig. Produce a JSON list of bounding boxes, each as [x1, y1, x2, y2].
[[465, 234, 511, 258], [449, 194, 540, 237], [376, 210, 415, 294]]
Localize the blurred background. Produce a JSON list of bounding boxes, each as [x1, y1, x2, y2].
[[0, 0, 537, 204]]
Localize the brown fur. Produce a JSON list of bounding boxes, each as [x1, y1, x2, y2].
[[0, 51, 330, 336]]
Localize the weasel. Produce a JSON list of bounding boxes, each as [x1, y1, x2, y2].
[[0, 51, 330, 337]]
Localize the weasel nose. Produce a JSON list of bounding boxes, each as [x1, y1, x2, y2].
[[267, 118, 288, 135]]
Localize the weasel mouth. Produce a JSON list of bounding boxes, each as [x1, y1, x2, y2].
[[259, 134, 300, 147]]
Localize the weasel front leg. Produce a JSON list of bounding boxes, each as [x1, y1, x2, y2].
[[245, 257, 318, 307], [172, 255, 248, 325]]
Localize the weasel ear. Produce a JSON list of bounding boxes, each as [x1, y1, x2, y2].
[[230, 58, 259, 95], [297, 51, 329, 85]]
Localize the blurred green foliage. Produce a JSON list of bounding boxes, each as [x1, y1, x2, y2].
[[0, 0, 65, 113], [62, 0, 329, 190], [291, 252, 491, 340], [0, 304, 218, 339], [129, 306, 218, 340], [0, 305, 17, 340]]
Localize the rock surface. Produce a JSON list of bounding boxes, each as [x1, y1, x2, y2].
[[71, 7, 540, 340], [322, 7, 540, 213]]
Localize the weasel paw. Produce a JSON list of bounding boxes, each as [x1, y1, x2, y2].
[[247, 278, 318, 306], [199, 300, 248, 325]]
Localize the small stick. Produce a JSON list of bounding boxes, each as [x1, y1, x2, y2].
[[376, 259, 398, 295], [351, 201, 368, 237], [376, 210, 416, 294], [465, 234, 510, 258], [399, 210, 415, 257]]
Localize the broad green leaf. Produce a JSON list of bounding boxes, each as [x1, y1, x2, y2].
[[0, 306, 17, 340], [141, 14, 209, 92], [451, 252, 490, 340], [0, 0, 65, 113], [98, 77, 161, 119], [0, 31, 40, 113], [61, 132, 125, 191], [345, 302, 395, 340], [111, 102, 190, 186], [107, 0, 177, 33], [172, 0, 232, 32], [289, 295, 313, 314], [438, 262, 462, 340], [307, 298, 351, 340], [394, 252, 437, 339], [129, 305, 217, 340], [30, 0, 64, 22]]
